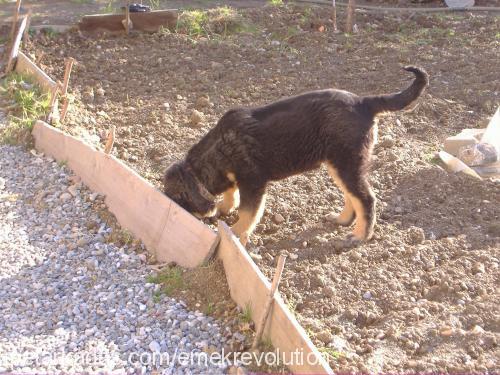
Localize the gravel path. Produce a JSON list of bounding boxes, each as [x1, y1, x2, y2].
[[0, 145, 231, 374]]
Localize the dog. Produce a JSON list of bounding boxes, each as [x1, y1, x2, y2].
[[163, 66, 429, 246]]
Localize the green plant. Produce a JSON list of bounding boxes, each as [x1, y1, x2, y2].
[[319, 347, 343, 360], [176, 7, 249, 38], [1, 73, 50, 144], [152, 289, 162, 303], [101, 1, 116, 13], [44, 27, 58, 38], [204, 301, 215, 315], [57, 159, 68, 167], [146, 267, 184, 295], [149, 0, 160, 10], [269, 0, 283, 6], [239, 302, 252, 323]]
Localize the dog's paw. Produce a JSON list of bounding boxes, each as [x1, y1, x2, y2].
[[325, 212, 354, 227], [344, 233, 363, 246]]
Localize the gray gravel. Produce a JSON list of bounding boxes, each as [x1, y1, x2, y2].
[[0, 145, 232, 374]]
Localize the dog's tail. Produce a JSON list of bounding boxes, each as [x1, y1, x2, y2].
[[362, 66, 429, 116]]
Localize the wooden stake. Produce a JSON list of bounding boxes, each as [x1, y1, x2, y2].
[[5, 15, 27, 74], [104, 125, 116, 154], [59, 58, 75, 123], [47, 82, 62, 123], [345, 0, 356, 33], [22, 8, 32, 44], [332, 0, 337, 32], [9, 0, 22, 43], [252, 254, 287, 349], [122, 1, 132, 34]]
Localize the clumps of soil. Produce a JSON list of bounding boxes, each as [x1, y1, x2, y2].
[[25, 3, 499, 373]]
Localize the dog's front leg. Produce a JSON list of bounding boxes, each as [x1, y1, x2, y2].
[[217, 185, 240, 216], [231, 185, 266, 246]]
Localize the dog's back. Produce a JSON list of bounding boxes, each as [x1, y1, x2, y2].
[[167, 66, 429, 245]]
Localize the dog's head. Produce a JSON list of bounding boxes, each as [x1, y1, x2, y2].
[[163, 161, 216, 218]]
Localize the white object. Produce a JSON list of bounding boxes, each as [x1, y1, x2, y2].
[[445, 0, 475, 8], [481, 107, 500, 155], [438, 151, 482, 180]]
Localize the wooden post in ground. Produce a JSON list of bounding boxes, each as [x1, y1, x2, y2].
[[104, 125, 116, 154], [46, 82, 61, 123], [123, 1, 132, 34], [5, 15, 27, 75], [332, 0, 337, 32], [345, 0, 356, 33], [22, 8, 32, 44], [9, 0, 22, 43], [59, 58, 75, 123], [252, 254, 287, 349]]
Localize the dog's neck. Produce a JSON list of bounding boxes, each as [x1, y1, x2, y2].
[[185, 163, 215, 201]]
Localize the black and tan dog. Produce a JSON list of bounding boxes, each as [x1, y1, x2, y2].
[[163, 66, 428, 246]]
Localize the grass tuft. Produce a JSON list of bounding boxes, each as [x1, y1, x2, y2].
[[239, 302, 253, 323], [176, 7, 252, 38], [146, 267, 184, 295], [0, 73, 50, 145]]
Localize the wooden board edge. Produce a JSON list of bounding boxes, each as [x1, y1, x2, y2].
[[5, 15, 27, 73], [15, 51, 57, 93], [31, 120, 218, 268], [81, 9, 178, 18], [217, 221, 333, 375]]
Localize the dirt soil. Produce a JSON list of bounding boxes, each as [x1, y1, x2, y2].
[[19, 2, 500, 373]]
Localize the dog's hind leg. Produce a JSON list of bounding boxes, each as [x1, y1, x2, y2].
[[327, 163, 376, 241], [326, 164, 355, 226], [231, 185, 266, 246], [217, 185, 240, 216]]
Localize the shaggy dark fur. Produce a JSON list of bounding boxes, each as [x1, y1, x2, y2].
[[164, 66, 429, 245]]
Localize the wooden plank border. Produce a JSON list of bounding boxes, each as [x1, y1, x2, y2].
[[217, 221, 333, 374], [5, 15, 27, 74], [15, 51, 57, 93], [79, 9, 178, 33], [17, 51, 332, 374], [32, 121, 219, 268]]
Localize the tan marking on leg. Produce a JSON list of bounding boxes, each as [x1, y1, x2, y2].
[[217, 185, 240, 215], [231, 194, 266, 246], [348, 194, 368, 240], [326, 164, 355, 226], [227, 172, 236, 182]]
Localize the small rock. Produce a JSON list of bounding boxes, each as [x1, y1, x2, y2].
[[210, 61, 224, 69], [323, 286, 335, 297], [379, 135, 395, 148], [60, 192, 72, 202], [68, 184, 79, 197], [149, 340, 161, 352], [363, 291, 373, 300], [96, 87, 105, 96], [316, 330, 333, 344], [273, 213, 285, 224], [325, 212, 338, 222], [470, 325, 485, 334], [249, 253, 262, 261], [472, 262, 485, 274], [289, 253, 299, 260], [407, 226, 425, 244], [440, 326, 454, 337], [190, 110, 204, 127], [196, 96, 211, 109]]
